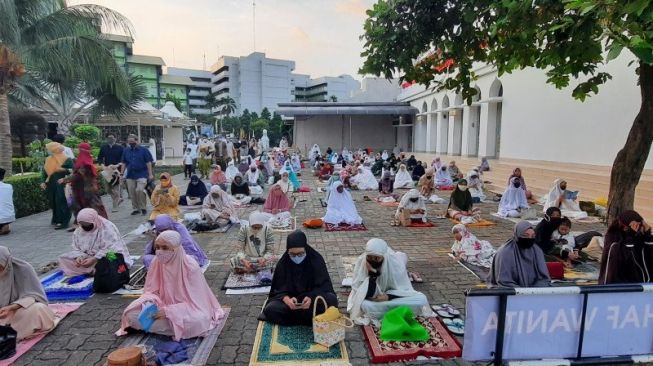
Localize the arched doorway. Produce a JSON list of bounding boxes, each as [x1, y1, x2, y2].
[[487, 79, 503, 158], [439, 95, 450, 154], [429, 98, 438, 152], [452, 94, 464, 155]]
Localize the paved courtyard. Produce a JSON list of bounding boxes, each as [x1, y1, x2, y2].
[[2, 170, 605, 366]]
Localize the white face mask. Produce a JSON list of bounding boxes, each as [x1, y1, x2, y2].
[[458, 185, 468, 191]]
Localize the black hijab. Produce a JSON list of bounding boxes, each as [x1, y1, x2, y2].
[[407, 155, 417, 169], [412, 163, 425, 178], [185, 175, 208, 200], [268, 230, 335, 300], [230, 174, 250, 196], [449, 179, 473, 211], [534, 207, 562, 253]]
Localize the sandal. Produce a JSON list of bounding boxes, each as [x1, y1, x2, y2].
[[442, 318, 465, 336], [407, 271, 415, 282], [409, 271, 424, 283], [432, 304, 461, 317]]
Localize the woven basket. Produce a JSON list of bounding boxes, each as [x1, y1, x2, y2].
[[312, 296, 353, 347], [107, 346, 145, 366]]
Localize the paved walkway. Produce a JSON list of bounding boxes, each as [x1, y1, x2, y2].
[[3, 170, 605, 366]]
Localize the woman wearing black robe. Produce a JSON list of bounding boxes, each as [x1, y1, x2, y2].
[[179, 175, 208, 206], [259, 230, 337, 325], [412, 162, 426, 181], [599, 210, 653, 284]]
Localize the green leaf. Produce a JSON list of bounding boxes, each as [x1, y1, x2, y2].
[[580, 3, 597, 15], [607, 42, 625, 62]]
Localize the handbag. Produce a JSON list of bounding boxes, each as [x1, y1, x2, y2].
[[94, 253, 130, 293], [0, 325, 17, 360], [312, 296, 353, 347]]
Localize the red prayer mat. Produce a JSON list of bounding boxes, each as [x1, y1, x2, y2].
[[362, 317, 462, 364], [324, 223, 367, 232], [406, 221, 435, 228]]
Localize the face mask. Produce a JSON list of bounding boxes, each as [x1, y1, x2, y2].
[[81, 224, 94, 232], [441, 167, 447, 171], [560, 185, 567, 191], [458, 185, 468, 191], [291, 254, 306, 265], [337, 187, 344, 193], [156, 249, 175, 264], [426, 176, 432, 179], [211, 194, 219, 199], [513, 181, 521, 188], [107, 138, 115, 145], [250, 168, 256, 173], [367, 259, 383, 269], [409, 198, 419, 203], [129, 143, 137, 149], [516, 237, 535, 249]]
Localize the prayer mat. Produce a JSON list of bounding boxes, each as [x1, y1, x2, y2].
[[190, 223, 233, 234], [249, 321, 350, 366], [490, 213, 540, 226], [377, 200, 399, 207], [448, 218, 496, 228], [270, 216, 297, 233], [0, 303, 81, 366], [222, 272, 270, 290], [41, 270, 94, 302], [448, 254, 490, 282], [225, 287, 271, 295], [324, 223, 367, 232], [362, 317, 462, 364], [406, 221, 435, 228], [545, 255, 600, 281], [116, 308, 230, 366]]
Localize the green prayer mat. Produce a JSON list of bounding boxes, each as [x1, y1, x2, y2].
[[380, 306, 430, 342]]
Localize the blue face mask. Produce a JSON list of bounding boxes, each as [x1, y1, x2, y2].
[[290, 254, 306, 265]]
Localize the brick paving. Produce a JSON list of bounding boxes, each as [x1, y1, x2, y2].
[[3, 170, 606, 366]]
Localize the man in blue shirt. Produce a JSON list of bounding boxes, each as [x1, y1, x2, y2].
[[121, 134, 154, 215], [98, 134, 125, 212]]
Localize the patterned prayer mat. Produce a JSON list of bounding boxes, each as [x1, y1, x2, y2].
[[324, 223, 367, 232], [448, 254, 490, 282], [362, 317, 462, 364], [222, 272, 270, 290], [41, 270, 94, 302], [116, 308, 230, 366], [406, 221, 435, 228], [545, 254, 600, 281], [448, 218, 496, 228], [0, 303, 81, 366], [490, 213, 540, 226], [249, 321, 350, 366]]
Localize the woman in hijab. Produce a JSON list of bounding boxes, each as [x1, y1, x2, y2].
[[225, 160, 240, 183], [323, 182, 363, 225], [406, 155, 418, 171], [238, 157, 250, 176], [381, 150, 389, 161], [118, 231, 225, 340], [394, 189, 427, 226], [467, 169, 486, 202], [144, 215, 209, 269], [150, 173, 181, 221], [412, 161, 426, 181], [541, 179, 588, 219], [264, 184, 291, 215], [179, 175, 208, 206], [230, 173, 252, 205], [378, 171, 398, 200], [351, 166, 378, 190], [479, 157, 490, 172], [497, 177, 530, 218], [59, 208, 133, 275], [291, 154, 301, 173], [418, 168, 436, 198], [451, 224, 496, 268], [277, 171, 295, 196], [245, 164, 264, 196], [448, 161, 463, 181], [371, 157, 385, 176], [259, 230, 336, 325], [210, 165, 227, 190], [393, 164, 414, 189], [280, 161, 300, 190], [599, 210, 653, 284], [230, 212, 277, 273], [432, 157, 443, 171], [324, 172, 341, 202], [41, 142, 73, 230], [534, 207, 563, 254], [435, 165, 454, 189], [487, 221, 551, 288], [508, 168, 535, 203], [347, 239, 430, 325], [448, 179, 481, 224], [69, 142, 108, 222], [202, 185, 238, 224], [0, 246, 55, 340]]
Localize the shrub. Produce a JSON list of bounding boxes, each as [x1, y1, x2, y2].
[[64, 136, 82, 150], [11, 157, 38, 173], [73, 124, 101, 142], [5, 173, 50, 219]]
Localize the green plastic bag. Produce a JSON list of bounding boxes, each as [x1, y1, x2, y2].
[[380, 305, 429, 342]]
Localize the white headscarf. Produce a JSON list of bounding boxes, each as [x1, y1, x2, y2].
[[352, 167, 378, 190], [225, 160, 239, 182], [323, 182, 362, 225], [393, 164, 413, 189], [347, 239, 420, 324], [398, 189, 426, 212], [245, 166, 260, 185], [381, 150, 389, 160], [435, 166, 453, 186], [498, 177, 530, 215], [310, 144, 321, 157], [541, 178, 565, 212]]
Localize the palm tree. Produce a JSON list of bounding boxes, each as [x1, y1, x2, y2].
[[218, 96, 237, 117], [0, 0, 134, 174]]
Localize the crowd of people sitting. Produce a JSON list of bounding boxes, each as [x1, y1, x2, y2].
[[1, 139, 649, 350]]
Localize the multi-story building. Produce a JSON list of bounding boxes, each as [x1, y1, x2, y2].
[[293, 74, 361, 102], [210, 52, 296, 115], [166, 67, 214, 117]]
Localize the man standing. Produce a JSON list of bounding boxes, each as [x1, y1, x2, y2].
[[215, 137, 229, 171], [0, 168, 15, 235], [121, 134, 154, 216], [97, 134, 124, 212]]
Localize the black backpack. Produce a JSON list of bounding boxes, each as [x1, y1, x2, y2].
[[93, 253, 130, 293], [0, 325, 17, 360]]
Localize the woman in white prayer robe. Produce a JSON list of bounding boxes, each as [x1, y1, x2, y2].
[[467, 169, 486, 202], [347, 239, 431, 325], [225, 160, 239, 183], [394, 189, 427, 226], [435, 166, 454, 188], [497, 177, 530, 218], [323, 182, 363, 225], [351, 167, 378, 190], [541, 179, 588, 219], [393, 164, 414, 189]]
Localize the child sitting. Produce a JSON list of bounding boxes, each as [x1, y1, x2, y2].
[[551, 217, 579, 261]]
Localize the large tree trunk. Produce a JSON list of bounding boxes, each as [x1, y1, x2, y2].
[[607, 62, 653, 223], [0, 93, 12, 175]]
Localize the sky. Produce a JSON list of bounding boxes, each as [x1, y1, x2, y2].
[[69, 0, 376, 79]]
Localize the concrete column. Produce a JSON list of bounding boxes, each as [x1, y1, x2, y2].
[[425, 113, 432, 152], [447, 114, 456, 154], [438, 112, 449, 154], [428, 112, 438, 152], [461, 106, 472, 156], [478, 103, 491, 157]]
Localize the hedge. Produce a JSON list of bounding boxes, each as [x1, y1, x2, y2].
[[11, 157, 39, 173], [5, 166, 186, 218]]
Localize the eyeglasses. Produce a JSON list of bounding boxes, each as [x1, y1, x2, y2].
[[288, 251, 306, 258]]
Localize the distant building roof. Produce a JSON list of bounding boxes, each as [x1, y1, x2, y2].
[[159, 74, 194, 86], [102, 34, 134, 43], [127, 55, 166, 66], [276, 102, 418, 116]]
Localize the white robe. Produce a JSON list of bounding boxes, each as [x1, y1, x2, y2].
[[498, 179, 530, 217], [323, 182, 363, 225], [393, 168, 413, 189], [351, 168, 378, 190], [541, 179, 588, 219], [396, 189, 427, 222], [466, 170, 486, 201], [435, 168, 453, 186], [225, 161, 239, 183], [0, 182, 15, 224]]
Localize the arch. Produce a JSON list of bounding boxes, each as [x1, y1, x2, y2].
[[489, 79, 503, 97], [442, 95, 450, 109], [421, 101, 428, 113], [454, 93, 464, 106], [472, 86, 482, 102], [430, 98, 438, 111]]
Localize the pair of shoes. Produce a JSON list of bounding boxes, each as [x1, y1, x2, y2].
[[112, 208, 119, 213], [141, 209, 147, 216], [54, 224, 65, 230], [131, 210, 140, 215]]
